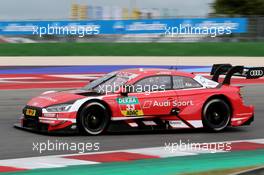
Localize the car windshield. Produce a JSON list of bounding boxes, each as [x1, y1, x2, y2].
[[81, 72, 130, 94]]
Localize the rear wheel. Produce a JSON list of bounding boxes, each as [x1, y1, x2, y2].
[[202, 99, 231, 131], [78, 102, 110, 135]]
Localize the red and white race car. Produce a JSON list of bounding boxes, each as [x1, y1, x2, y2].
[[15, 64, 264, 135]]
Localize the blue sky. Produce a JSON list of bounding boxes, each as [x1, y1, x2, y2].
[[0, 0, 213, 20]]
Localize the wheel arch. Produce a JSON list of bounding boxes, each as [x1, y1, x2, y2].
[[202, 94, 233, 121], [76, 99, 112, 122]]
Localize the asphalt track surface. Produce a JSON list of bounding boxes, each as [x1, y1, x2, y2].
[[0, 85, 263, 160]]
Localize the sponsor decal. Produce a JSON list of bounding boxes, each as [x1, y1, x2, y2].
[[143, 100, 194, 108], [194, 75, 219, 88], [38, 96, 57, 102], [249, 69, 263, 77], [168, 120, 189, 128], [25, 109, 36, 117], [116, 97, 144, 116]]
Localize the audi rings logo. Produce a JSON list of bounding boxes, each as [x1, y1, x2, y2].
[[249, 69, 264, 77]]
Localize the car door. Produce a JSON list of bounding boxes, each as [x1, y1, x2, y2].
[[172, 76, 205, 127], [124, 75, 176, 117]]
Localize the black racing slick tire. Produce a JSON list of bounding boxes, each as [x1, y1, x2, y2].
[[202, 99, 231, 132], [78, 102, 110, 135]]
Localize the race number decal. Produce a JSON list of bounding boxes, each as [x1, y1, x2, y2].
[[116, 97, 144, 116]]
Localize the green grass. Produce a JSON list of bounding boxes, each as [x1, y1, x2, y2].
[[0, 42, 264, 56]]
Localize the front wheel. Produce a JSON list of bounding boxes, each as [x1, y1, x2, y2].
[[78, 102, 110, 135], [202, 99, 231, 132]]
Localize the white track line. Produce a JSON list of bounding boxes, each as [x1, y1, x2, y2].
[[0, 157, 98, 169], [0, 138, 263, 170]]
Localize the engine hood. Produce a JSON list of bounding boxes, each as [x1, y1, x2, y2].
[[27, 89, 102, 108]]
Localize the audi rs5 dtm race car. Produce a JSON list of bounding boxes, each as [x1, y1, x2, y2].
[[15, 64, 264, 135]]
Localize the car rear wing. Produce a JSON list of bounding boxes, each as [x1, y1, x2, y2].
[[210, 64, 264, 85]]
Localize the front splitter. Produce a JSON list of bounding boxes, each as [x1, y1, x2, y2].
[[14, 123, 79, 135]]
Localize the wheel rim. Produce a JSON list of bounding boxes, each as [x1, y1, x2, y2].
[[81, 105, 107, 134], [84, 113, 102, 130], [205, 101, 230, 129]]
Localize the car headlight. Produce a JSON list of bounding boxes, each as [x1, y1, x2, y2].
[[46, 104, 73, 112]]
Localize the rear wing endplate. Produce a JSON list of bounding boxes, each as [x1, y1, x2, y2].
[[210, 64, 264, 85]]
